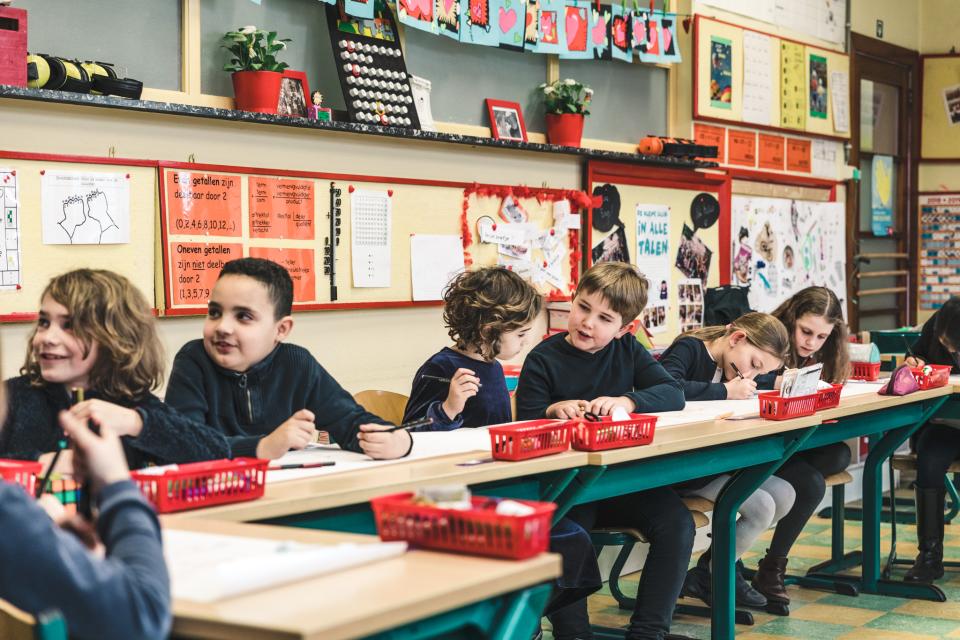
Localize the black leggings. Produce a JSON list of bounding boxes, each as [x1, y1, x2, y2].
[[916, 423, 960, 489], [767, 442, 852, 557]]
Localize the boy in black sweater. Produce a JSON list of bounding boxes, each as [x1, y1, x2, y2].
[[165, 258, 411, 460], [516, 261, 692, 640]]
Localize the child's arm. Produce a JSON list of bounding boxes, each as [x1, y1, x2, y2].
[[627, 345, 686, 411], [516, 353, 565, 419], [906, 315, 936, 366], [754, 370, 779, 391], [658, 339, 728, 401], [404, 367, 479, 431]]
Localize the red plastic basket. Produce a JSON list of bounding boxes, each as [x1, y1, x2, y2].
[[569, 414, 658, 451], [758, 392, 819, 421], [851, 361, 882, 381], [488, 419, 571, 461], [130, 458, 268, 513], [911, 364, 952, 390], [815, 383, 844, 410], [0, 459, 41, 495], [370, 492, 556, 559]]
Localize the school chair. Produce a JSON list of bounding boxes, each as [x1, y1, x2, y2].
[[352, 390, 409, 426], [588, 497, 758, 636], [0, 599, 66, 640]]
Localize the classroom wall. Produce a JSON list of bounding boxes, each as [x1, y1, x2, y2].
[[919, 0, 960, 54], [850, 0, 919, 51]]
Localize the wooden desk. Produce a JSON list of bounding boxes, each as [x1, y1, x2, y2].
[[165, 519, 561, 640]]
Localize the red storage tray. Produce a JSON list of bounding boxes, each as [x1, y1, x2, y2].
[[0, 459, 41, 494], [911, 364, 951, 390], [815, 383, 844, 410], [758, 392, 819, 421], [488, 419, 571, 461], [569, 414, 658, 451], [851, 361, 882, 381], [130, 458, 268, 513], [370, 492, 556, 559]]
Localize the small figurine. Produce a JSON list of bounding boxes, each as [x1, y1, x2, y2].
[[310, 91, 332, 122]]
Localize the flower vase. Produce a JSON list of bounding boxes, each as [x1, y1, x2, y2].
[[231, 70, 283, 114], [545, 113, 585, 147]]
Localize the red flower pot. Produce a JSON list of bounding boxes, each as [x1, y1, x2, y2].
[[231, 70, 283, 114], [545, 113, 585, 147]]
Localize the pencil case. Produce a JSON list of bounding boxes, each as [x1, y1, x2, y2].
[[0, 459, 41, 495], [131, 458, 268, 513]]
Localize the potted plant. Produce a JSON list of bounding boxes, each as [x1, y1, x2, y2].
[[222, 26, 291, 114], [539, 78, 593, 147]]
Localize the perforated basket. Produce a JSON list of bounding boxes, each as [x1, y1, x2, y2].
[[371, 492, 556, 559], [815, 383, 844, 410], [911, 364, 951, 390], [0, 459, 41, 495], [488, 419, 571, 461], [758, 392, 819, 421], [851, 361, 882, 381], [569, 414, 657, 451], [130, 458, 268, 513]]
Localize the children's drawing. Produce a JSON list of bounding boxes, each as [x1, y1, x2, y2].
[[0, 169, 22, 288], [559, 1, 591, 59], [495, 0, 525, 49], [609, 3, 631, 62], [590, 5, 611, 60], [399, 0, 436, 33], [436, 0, 460, 37], [41, 171, 130, 245]]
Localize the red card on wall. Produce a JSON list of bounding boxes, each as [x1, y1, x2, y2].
[[758, 134, 785, 171], [727, 130, 757, 167], [694, 123, 726, 164], [786, 138, 812, 173]]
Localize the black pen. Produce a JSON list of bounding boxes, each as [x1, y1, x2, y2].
[[383, 417, 434, 432], [36, 387, 82, 498], [421, 374, 482, 388], [903, 336, 917, 361], [270, 461, 336, 470], [730, 362, 745, 380]]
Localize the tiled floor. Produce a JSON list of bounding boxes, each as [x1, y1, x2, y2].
[[544, 515, 960, 639]]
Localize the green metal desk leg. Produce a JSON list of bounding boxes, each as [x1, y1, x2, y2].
[[860, 397, 949, 601], [711, 426, 817, 640], [550, 466, 607, 525]]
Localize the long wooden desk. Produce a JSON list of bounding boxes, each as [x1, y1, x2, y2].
[[165, 519, 561, 640]]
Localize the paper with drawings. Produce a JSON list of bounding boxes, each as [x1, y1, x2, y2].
[[164, 529, 406, 602], [41, 171, 129, 245], [742, 31, 775, 126], [410, 234, 464, 301], [477, 218, 533, 245], [351, 189, 392, 287], [553, 200, 581, 230], [830, 70, 850, 133], [0, 169, 22, 288]]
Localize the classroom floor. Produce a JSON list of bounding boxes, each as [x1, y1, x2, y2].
[[543, 510, 960, 639]]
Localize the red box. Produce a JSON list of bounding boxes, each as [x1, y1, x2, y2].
[[131, 458, 268, 514], [568, 413, 657, 451], [815, 383, 844, 410], [488, 419, 571, 461], [911, 364, 951, 390], [0, 8, 27, 87], [850, 361, 882, 381], [0, 458, 40, 494], [758, 391, 819, 420], [371, 492, 556, 559]]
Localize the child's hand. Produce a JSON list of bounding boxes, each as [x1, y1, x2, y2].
[[442, 368, 480, 419], [37, 494, 103, 552], [586, 396, 636, 416], [905, 356, 925, 368], [38, 493, 66, 521], [546, 400, 587, 420], [725, 377, 757, 400], [257, 409, 317, 460], [59, 410, 130, 495], [70, 400, 143, 437], [358, 424, 412, 459], [39, 449, 74, 476]]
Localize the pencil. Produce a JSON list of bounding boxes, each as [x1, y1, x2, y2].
[[730, 362, 745, 380], [902, 336, 916, 360], [384, 417, 434, 432], [36, 387, 83, 498], [420, 374, 482, 388], [270, 461, 336, 470]]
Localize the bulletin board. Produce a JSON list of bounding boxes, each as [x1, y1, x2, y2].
[[693, 15, 850, 141], [0, 150, 157, 322], [917, 192, 960, 310], [585, 161, 731, 345], [921, 55, 960, 160], [158, 161, 584, 315]]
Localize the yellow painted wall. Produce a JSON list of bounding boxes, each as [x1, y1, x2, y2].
[[851, 0, 919, 51]]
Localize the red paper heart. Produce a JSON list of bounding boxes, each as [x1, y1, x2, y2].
[[499, 6, 518, 33]]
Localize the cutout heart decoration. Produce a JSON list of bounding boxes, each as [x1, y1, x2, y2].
[[442, 0, 455, 13], [540, 11, 559, 44], [499, 6, 518, 33], [645, 19, 659, 55], [591, 11, 607, 45], [402, 0, 433, 20], [565, 7, 587, 51], [470, 0, 489, 26], [612, 16, 628, 49], [524, 2, 539, 44], [660, 22, 674, 54]]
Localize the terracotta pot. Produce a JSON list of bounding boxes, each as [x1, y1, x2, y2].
[[545, 113, 585, 147], [231, 70, 283, 114]]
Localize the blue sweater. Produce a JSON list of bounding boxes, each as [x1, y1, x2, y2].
[[658, 336, 728, 401], [165, 340, 393, 457], [516, 332, 684, 419], [0, 480, 170, 639], [403, 348, 511, 429]]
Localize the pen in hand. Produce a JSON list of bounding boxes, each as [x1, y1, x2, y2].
[[420, 374, 482, 388], [383, 417, 434, 432], [730, 362, 745, 380]]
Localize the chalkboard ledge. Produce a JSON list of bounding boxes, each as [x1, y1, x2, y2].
[[0, 85, 715, 169]]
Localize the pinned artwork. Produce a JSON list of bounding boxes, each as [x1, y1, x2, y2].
[[344, 0, 375, 19], [560, 0, 591, 59], [523, 0, 539, 48], [461, 0, 500, 46], [675, 223, 712, 282], [399, 0, 436, 33], [0, 169, 21, 288], [809, 53, 828, 119], [635, 204, 670, 335], [678, 278, 704, 332], [592, 224, 629, 263], [590, 5, 611, 60], [638, 12, 661, 64], [495, 0, 525, 50], [630, 10, 649, 59], [657, 12, 682, 63], [436, 0, 460, 38], [732, 227, 753, 286], [529, 0, 566, 54], [41, 171, 130, 245], [609, 4, 632, 62], [709, 35, 733, 109]]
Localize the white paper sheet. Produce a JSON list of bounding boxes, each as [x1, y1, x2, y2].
[[477, 218, 533, 245], [635, 204, 671, 335], [811, 139, 842, 180], [0, 169, 22, 289], [351, 189, 392, 287], [408, 74, 437, 132], [830, 70, 850, 133], [164, 529, 406, 602], [410, 234, 464, 301], [742, 31, 775, 126], [41, 171, 130, 245]]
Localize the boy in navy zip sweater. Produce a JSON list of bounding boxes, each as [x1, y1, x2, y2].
[[516, 262, 692, 640], [165, 258, 412, 461]]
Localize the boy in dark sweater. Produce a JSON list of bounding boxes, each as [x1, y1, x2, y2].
[[165, 258, 411, 460], [516, 261, 692, 640]]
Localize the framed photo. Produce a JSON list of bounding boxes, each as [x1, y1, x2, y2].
[[485, 99, 527, 142], [277, 70, 310, 118]]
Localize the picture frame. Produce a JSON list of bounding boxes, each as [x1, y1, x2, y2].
[[485, 99, 527, 142], [277, 70, 310, 118]]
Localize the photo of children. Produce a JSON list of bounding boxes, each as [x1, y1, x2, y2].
[[493, 106, 524, 140], [809, 53, 828, 119], [943, 85, 960, 126], [678, 278, 704, 332], [592, 225, 630, 264], [675, 223, 712, 281]]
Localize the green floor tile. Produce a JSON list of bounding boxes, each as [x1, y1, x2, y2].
[[865, 612, 960, 636], [752, 616, 853, 638], [816, 592, 909, 611]]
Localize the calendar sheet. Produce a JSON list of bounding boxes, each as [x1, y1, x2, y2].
[[351, 189, 392, 287]]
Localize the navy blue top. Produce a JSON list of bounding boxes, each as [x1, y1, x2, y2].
[[403, 348, 511, 430], [515, 332, 684, 419], [658, 336, 728, 401]]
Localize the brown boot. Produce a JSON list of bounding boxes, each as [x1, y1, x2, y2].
[[752, 551, 790, 605]]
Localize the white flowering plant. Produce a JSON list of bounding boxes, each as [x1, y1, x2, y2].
[[222, 26, 291, 73], [538, 78, 593, 115]]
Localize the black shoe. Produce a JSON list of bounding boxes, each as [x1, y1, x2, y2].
[[681, 565, 712, 606], [905, 485, 946, 583], [735, 561, 768, 608]]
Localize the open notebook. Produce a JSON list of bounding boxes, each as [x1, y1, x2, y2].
[[164, 529, 406, 602]]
